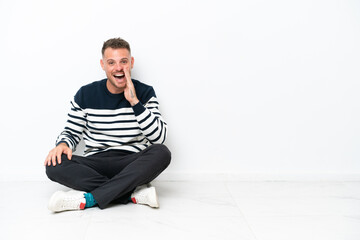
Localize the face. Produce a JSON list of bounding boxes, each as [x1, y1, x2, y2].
[[100, 47, 134, 94]]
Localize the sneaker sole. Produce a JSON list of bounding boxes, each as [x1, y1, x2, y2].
[[150, 187, 160, 208]]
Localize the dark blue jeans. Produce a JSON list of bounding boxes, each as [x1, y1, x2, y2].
[[46, 144, 171, 209]]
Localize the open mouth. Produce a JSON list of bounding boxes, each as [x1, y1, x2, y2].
[[113, 73, 125, 80]]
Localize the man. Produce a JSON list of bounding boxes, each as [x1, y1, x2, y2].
[[44, 38, 171, 212]]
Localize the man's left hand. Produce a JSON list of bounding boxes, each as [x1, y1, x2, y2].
[[124, 66, 139, 106]]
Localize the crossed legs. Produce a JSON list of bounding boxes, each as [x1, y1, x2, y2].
[[45, 144, 171, 209]]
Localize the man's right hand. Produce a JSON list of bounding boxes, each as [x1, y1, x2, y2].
[[44, 143, 72, 166]]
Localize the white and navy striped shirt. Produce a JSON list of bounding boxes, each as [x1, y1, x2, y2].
[[56, 79, 168, 156]]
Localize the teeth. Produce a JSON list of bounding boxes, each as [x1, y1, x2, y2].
[[114, 74, 124, 77]]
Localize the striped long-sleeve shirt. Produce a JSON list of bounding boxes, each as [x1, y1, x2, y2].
[[56, 79, 168, 156]]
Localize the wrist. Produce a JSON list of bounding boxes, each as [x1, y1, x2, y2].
[[57, 141, 69, 148], [130, 98, 139, 106]]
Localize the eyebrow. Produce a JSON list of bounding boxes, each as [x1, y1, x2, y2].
[[106, 58, 129, 62]]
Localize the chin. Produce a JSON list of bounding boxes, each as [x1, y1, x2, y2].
[[109, 78, 123, 85], [115, 80, 126, 87]]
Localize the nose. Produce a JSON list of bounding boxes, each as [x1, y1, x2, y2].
[[115, 63, 122, 71]]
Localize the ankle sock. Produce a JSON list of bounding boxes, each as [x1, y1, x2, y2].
[[84, 193, 97, 208]]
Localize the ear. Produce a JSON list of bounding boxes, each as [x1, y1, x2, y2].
[[100, 59, 105, 70], [131, 57, 135, 69]]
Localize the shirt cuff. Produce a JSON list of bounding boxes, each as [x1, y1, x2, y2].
[[56, 140, 70, 148], [132, 101, 146, 116]]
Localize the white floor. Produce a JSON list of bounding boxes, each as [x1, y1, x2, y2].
[[1, 181, 359, 240]]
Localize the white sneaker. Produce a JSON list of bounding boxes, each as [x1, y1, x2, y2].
[[48, 190, 86, 212], [131, 185, 159, 208]]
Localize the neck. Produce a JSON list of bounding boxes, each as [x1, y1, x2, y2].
[[106, 79, 124, 94]]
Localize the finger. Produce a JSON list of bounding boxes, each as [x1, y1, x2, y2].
[[46, 155, 52, 166], [51, 154, 57, 166], [46, 155, 51, 166], [67, 149, 72, 160], [44, 153, 50, 166], [57, 152, 62, 165], [125, 70, 135, 92], [48, 153, 53, 166], [124, 67, 131, 81]]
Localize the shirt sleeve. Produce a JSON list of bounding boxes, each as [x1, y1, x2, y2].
[[55, 99, 86, 151], [132, 96, 168, 144]]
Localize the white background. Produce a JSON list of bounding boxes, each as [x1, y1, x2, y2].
[[0, 0, 359, 181]]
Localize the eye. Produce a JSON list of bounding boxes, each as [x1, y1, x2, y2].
[[121, 60, 128, 64], [108, 61, 114, 65]]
